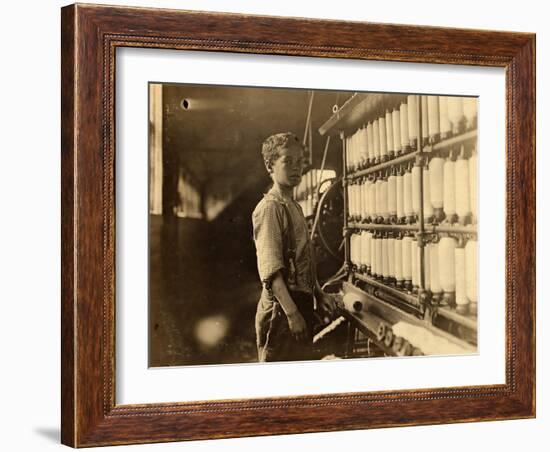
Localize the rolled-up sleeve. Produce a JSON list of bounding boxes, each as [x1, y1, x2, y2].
[[252, 201, 286, 286]]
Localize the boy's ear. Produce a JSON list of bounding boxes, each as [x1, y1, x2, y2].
[[264, 159, 272, 173]]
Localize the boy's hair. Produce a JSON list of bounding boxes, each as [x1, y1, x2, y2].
[[261, 132, 305, 173]]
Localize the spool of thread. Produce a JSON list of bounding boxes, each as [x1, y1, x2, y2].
[[348, 134, 354, 170], [360, 181, 366, 220], [402, 236, 413, 285], [343, 292, 363, 312], [447, 96, 465, 135], [362, 126, 369, 165], [379, 116, 388, 161], [396, 171, 404, 221], [363, 180, 369, 221], [392, 108, 402, 155], [394, 238, 403, 285], [357, 132, 363, 168], [385, 110, 394, 157], [370, 179, 377, 221], [362, 232, 368, 269], [388, 237, 395, 280], [376, 235, 383, 279], [344, 138, 351, 173], [443, 158, 456, 222], [429, 157, 445, 221], [350, 134, 356, 170], [357, 183, 362, 220], [430, 243, 442, 299], [400, 102, 409, 152], [439, 96, 451, 140], [388, 172, 397, 217], [427, 95, 440, 142], [423, 166, 434, 222], [439, 237, 457, 305], [382, 238, 389, 280], [403, 169, 413, 219], [360, 179, 367, 220], [357, 131, 362, 168], [349, 183, 357, 218], [355, 131, 361, 168], [349, 234, 355, 265], [455, 151, 471, 224], [421, 96, 429, 146], [358, 233, 364, 268], [364, 232, 372, 268], [380, 179, 389, 220], [463, 97, 477, 130], [465, 239, 478, 314], [359, 233, 364, 267], [351, 183, 356, 220], [361, 181, 369, 221], [469, 153, 478, 224], [370, 235, 377, 276], [407, 95, 419, 149], [375, 179, 383, 220], [412, 165, 422, 217], [365, 180, 372, 221], [358, 183, 363, 221], [455, 246, 468, 314], [373, 118, 380, 162], [367, 122, 374, 163]]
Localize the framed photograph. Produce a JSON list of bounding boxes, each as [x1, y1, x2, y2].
[[61, 3, 535, 447]]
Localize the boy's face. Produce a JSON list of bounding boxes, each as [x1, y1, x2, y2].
[[270, 145, 305, 188]]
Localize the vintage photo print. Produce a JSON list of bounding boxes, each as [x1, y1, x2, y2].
[[148, 82, 478, 367]]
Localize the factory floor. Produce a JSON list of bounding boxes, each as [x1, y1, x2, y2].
[[149, 214, 261, 367]]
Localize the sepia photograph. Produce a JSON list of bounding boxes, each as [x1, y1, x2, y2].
[[148, 82, 478, 367]]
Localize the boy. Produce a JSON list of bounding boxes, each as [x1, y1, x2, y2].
[[252, 132, 335, 362]]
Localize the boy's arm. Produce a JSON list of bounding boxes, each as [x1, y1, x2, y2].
[[271, 271, 308, 341]]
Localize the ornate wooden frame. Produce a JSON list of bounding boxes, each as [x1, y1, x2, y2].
[[61, 3, 536, 447]]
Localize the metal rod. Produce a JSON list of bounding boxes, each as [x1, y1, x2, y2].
[[348, 150, 419, 179], [317, 136, 331, 189], [309, 108, 314, 166], [427, 225, 478, 235], [354, 272, 419, 306], [349, 222, 419, 232], [422, 129, 477, 153], [417, 95, 426, 292], [303, 90, 314, 147], [437, 306, 478, 331], [341, 131, 350, 268]]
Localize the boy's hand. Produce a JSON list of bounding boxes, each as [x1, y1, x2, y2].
[[318, 292, 337, 315], [286, 311, 308, 342]]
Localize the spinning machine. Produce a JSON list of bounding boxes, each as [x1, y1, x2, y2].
[[314, 92, 478, 358]]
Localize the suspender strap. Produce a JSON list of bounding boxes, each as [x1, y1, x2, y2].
[[279, 202, 297, 287]]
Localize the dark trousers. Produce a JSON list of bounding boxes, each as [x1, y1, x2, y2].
[[255, 290, 315, 362]]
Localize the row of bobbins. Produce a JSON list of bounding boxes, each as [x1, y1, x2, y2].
[[349, 232, 477, 315], [347, 146, 477, 226], [345, 94, 477, 172]]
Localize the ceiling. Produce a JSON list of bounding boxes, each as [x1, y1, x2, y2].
[[162, 83, 349, 199]]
